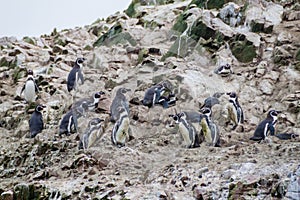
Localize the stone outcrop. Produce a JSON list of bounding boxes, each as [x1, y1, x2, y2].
[[0, 0, 299, 199]]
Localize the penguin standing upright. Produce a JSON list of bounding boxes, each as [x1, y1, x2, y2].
[[79, 118, 104, 150], [111, 107, 131, 147], [20, 69, 39, 103], [59, 103, 88, 136], [250, 110, 281, 141], [29, 104, 46, 138], [110, 88, 131, 122], [169, 112, 200, 148], [199, 107, 220, 147], [225, 92, 244, 131], [67, 58, 86, 92]]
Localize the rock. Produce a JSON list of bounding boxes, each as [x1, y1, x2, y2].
[[1, 190, 13, 200], [286, 166, 300, 199], [93, 23, 137, 47], [230, 34, 257, 63], [218, 2, 242, 27], [259, 79, 274, 95]]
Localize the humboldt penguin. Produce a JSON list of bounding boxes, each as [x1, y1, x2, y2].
[[20, 69, 39, 103], [156, 93, 177, 108], [59, 103, 88, 136], [110, 87, 131, 122], [250, 110, 281, 141], [72, 91, 105, 112], [199, 107, 220, 147], [226, 92, 244, 131], [29, 104, 46, 138], [79, 118, 104, 150], [111, 107, 131, 147], [214, 63, 233, 77], [169, 111, 200, 148], [200, 92, 224, 109], [67, 57, 86, 92], [143, 83, 166, 108]]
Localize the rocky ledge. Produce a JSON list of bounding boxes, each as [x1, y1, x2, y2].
[[0, 0, 299, 199]]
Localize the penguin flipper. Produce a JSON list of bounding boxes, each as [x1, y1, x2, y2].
[[274, 133, 299, 140], [268, 124, 275, 136], [20, 85, 25, 95], [34, 81, 39, 93]]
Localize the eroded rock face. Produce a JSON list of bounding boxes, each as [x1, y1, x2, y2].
[[0, 0, 299, 199]]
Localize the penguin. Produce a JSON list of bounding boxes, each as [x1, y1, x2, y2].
[[274, 133, 299, 140], [169, 112, 200, 148], [214, 63, 233, 77], [111, 107, 131, 147], [250, 110, 281, 141], [200, 92, 224, 109], [156, 93, 177, 108], [225, 92, 244, 131], [79, 118, 104, 150], [143, 83, 166, 108], [199, 107, 220, 147], [59, 103, 88, 136], [72, 91, 105, 112], [29, 104, 46, 138], [110, 87, 131, 122], [20, 69, 39, 103], [67, 57, 86, 92]]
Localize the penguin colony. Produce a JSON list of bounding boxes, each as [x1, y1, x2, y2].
[[21, 57, 298, 150]]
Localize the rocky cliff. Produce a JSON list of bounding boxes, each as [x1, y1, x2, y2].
[[0, 0, 299, 199]]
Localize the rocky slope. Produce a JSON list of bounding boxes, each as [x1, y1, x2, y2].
[[0, 0, 299, 199]]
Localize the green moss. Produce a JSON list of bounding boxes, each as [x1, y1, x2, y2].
[[23, 36, 36, 45], [172, 13, 188, 33], [231, 41, 256, 63], [104, 79, 117, 90], [125, 1, 137, 17], [296, 48, 300, 61], [190, 0, 225, 9], [230, 34, 257, 63], [93, 23, 123, 47], [189, 19, 215, 41]]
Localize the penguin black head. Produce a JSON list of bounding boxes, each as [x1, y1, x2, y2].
[[224, 64, 231, 70], [35, 104, 46, 112], [227, 92, 237, 98], [169, 112, 185, 123], [117, 88, 131, 95], [267, 110, 281, 119], [199, 107, 212, 118], [94, 91, 105, 99], [75, 57, 86, 66], [27, 69, 34, 76]]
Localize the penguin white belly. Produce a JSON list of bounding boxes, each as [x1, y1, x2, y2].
[[115, 117, 130, 145], [179, 123, 192, 147], [201, 119, 213, 144], [24, 81, 36, 102], [227, 104, 238, 124]]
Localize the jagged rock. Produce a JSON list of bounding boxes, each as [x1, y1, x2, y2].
[[93, 23, 137, 47], [218, 2, 242, 27], [0, 190, 13, 200]]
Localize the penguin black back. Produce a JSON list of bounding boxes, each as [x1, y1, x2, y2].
[[67, 57, 86, 92], [29, 104, 46, 138], [110, 87, 130, 122], [250, 110, 280, 141]]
